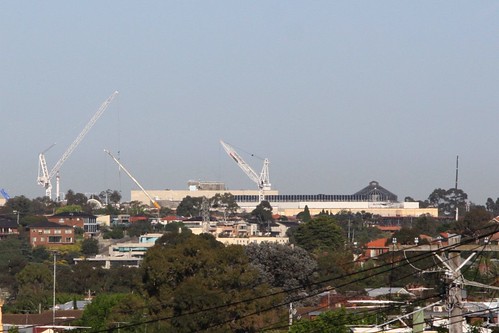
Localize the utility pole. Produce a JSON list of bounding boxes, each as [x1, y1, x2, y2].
[[52, 252, 56, 326], [434, 250, 477, 333]]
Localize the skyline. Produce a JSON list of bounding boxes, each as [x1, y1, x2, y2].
[[2, 2, 499, 205]]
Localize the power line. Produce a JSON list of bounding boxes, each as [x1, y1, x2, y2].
[[86, 225, 499, 332]]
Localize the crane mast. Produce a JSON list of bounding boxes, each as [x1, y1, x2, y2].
[[220, 140, 271, 202], [104, 150, 161, 210], [37, 91, 118, 200]]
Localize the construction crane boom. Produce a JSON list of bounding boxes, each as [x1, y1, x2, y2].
[[37, 91, 118, 199], [104, 149, 161, 210], [220, 140, 271, 202]]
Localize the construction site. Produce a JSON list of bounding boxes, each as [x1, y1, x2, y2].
[[27, 92, 437, 218]]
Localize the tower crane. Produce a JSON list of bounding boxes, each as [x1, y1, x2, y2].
[[104, 149, 161, 210], [220, 140, 271, 202], [37, 91, 119, 200]]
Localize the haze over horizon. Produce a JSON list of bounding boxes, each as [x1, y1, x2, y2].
[[2, 2, 499, 205]]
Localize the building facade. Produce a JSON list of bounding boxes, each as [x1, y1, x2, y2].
[[132, 180, 438, 217], [47, 212, 98, 235], [28, 221, 75, 247]]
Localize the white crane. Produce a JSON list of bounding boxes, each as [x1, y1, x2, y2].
[[104, 149, 162, 210], [37, 91, 119, 200], [220, 140, 271, 202]]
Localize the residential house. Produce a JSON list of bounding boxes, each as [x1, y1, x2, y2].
[[365, 287, 414, 299], [0, 217, 19, 238], [47, 212, 98, 235], [28, 220, 75, 247], [3, 309, 83, 333], [362, 238, 389, 260]]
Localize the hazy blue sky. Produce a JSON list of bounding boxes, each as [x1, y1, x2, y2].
[[2, 1, 499, 204]]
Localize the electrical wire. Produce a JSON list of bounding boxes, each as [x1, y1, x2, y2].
[[85, 226, 499, 332]]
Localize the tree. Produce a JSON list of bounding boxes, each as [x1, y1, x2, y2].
[[296, 205, 312, 222], [55, 204, 83, 214], [141, 233, 282, 332], [290, 308, 380, 333], [65, 190, 88, 206], [251, 200, 274, 231], [15, 263, 53, 312], [453, 207, 493, 237], [392, 227, 420, 245], [245, 243, 317, 302], [126, 200, 149, 216], [99, 189, 122, 205], [78, 293, 146, 331], [128, 220, 153, 237], [0, 238, 30, 296], [5, 196, 32, 216], [81, 238, 99, 257], [428, 188, 468, 217], [175, 196, 203, 217], [292, 216, 344, 253], [485, 197, 499, 217], [210, 193, 239, 217]]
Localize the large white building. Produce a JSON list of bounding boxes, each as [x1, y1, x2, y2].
[[132, 180, 438, 217]]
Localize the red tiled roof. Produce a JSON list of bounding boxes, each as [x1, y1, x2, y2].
[[129, 216, 148, 223], [365, 238, 388, 248], [376, 226, 401, 232], [162, 215, 183, 221]]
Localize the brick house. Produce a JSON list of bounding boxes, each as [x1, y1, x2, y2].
[[362, 238, 390, 260], [0, 217, 19, 238], [28, 220, 75, 247], [47, 212, 98, 235]]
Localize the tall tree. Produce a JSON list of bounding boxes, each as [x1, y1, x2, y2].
[[296, 205, 312, 222], [141, 233, 282, 332], [428, 188, 468, 217], [15, 263, 53, 312], [210, 193, 239, 216], [245, 243, 317, 302], [454, 207, 493, 237], [175, 196, 203, 217], [292, 216, 344, 253], [251, 200, 274, 230]]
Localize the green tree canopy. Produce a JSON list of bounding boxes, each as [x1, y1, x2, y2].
[[175, 196, 203, 217], [251, 200, 274, 230], [245, 242, 317, 301], [210, 193, 239, 216], [428, 188, 468, 217], [454, 207, 493, 237], [14, 263, 53, 312], [292, 215, 345, 253], [296, 205, 312, 222], [290, 308, 381, 333], [81, 238, 99, 257], [78, 293, 146, 331], [141, 232, 282, 332]]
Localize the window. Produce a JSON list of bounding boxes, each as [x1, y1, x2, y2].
[[48, 236, 62, 243], [40, 237, 45, 242], [43, 229, 51, 234], [65, 229, 72, 234], [65, 237, 72, 243], [54, 229, 62, 234], [32, 237, 37, 242]]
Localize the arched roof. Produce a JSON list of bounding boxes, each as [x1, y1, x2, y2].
[[353, 181, 398, 202]]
